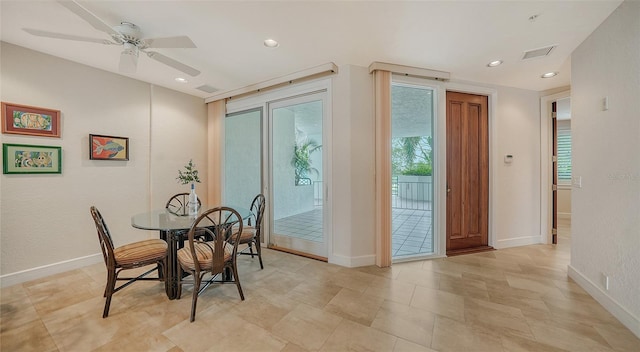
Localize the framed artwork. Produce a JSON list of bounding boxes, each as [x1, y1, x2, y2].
[[89, 134, 129, 161], [1, 102, 61, 137], [3, 143, 62, 174]]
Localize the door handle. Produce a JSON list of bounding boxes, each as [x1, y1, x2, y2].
[[447, 184, 451, 194]]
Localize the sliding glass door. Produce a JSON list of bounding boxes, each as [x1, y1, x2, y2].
[[224, 108, 262, 208], [391, 80, 435, 260], [269, 92, 327, 258], [224, 88, 328, 259]]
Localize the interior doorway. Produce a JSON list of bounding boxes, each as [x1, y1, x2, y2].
[[553, 97, 572, 245], [445, 91, 491, 255]]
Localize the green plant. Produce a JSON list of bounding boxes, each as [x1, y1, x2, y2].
[[176, 159, 201, 185], [401, 162, 432, 176], [291, 138, 321, 184], [392, 136, 433, 176]]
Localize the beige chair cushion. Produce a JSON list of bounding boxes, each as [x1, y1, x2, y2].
[[237, 227, 257, 243], [177, 241, 233, 271], [114, 239, 167, 266]]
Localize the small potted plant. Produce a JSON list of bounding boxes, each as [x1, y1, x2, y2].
[[177, 159, 201, 186]]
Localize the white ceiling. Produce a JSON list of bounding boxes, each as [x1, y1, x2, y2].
[[1, 1, 622, 99]]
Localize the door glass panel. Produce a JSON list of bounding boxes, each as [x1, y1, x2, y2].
[[224, 109, 262, 207], [391, 83, 435, 259], [271, 96, 325, 257]]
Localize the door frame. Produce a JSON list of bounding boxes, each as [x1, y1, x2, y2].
[[441, 82, 497, 253], [267, 91, 329, 258], [390, 75, 441, 262], [225, 78, 333, 261], [540, 90, 570, 244]]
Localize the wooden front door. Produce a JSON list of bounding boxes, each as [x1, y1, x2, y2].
[[446, 91, 491, 255]]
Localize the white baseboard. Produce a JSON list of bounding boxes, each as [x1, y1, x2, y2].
[[329, 254, 376, 268], [568, 265, 640, 339], [495, 235, 542, 249], [0, 253, 102, 288]]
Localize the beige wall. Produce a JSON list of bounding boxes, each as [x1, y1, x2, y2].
[[0, 42, 206, 282], [331, 65, 376, 266], [570, 0, 640, 331], [557, 188, 572, 217], [493, 85, 542, 246]]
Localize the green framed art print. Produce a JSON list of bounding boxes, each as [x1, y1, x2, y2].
[[2, 143, 62, 174]]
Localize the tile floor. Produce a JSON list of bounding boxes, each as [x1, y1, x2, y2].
[[274, 207, 434, 258], [274, 208, 323, 242], [2, 219, 639, 351], [392, 209, 433, 257]]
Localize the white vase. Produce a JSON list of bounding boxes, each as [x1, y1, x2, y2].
[[188, 183, 198, 216]]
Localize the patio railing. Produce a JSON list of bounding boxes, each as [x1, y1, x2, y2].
[[312, 180, 432, 210], [314, 181, 323, 206], [392, 181, 433, 210]]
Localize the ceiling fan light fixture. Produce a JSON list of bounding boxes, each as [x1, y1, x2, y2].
[[541, 72, 558, 78], [122, 42, 138, 56], [119, 45, 138, 73], [264, 38, 279, 48], [487, 60, 503, 67]]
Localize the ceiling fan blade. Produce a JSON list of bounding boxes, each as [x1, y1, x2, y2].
[[57, 0, 120, 38], [119, 48, 138, 74], [23, 28, 116, 45], [144, 36, 196, 49], [145, 51, 200, 76]]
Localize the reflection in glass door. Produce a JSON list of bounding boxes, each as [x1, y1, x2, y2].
[[391, 82, 435, 260], [270, 93, 326, 258]]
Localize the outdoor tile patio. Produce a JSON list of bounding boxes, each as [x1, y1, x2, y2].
[[273, 206, 434, 258]]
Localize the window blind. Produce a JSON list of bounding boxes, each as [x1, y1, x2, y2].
[[557, 121, 572, 181]]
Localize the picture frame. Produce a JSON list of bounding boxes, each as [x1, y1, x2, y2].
[[3, 143, 62, 174], [1, 102, 61, 138], [89, 134, 129, 161]]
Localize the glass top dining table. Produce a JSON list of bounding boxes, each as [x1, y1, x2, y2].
[[131, 205, 252, 299], [131, 206, 252, 232]]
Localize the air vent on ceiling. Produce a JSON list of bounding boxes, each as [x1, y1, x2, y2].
[[522, 45, 556, 60], [196, 84, 218, 94]]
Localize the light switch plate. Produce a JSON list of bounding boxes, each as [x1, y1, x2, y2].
[[572, 176, 582, 188]]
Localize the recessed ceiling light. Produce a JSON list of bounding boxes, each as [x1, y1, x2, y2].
[[264, 39, 279, 48], [487, 60, 503, 67], [175, 77, 188, 83], [541, 72, 558, 78]]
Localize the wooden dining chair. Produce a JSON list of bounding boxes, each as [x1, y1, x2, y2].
[[166, 192, 201, 216], [234, 194, 266, 269], [176, 206, 245, 322], [89, 206, 168, 318]]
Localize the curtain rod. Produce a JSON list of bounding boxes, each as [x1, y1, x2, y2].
[[369, 62, 450, 81], [205, 62, 338, 103]]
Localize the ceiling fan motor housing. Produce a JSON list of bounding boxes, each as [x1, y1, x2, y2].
[[113, 22, 145, 47]]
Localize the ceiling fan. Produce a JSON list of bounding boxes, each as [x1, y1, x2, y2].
[[23, 0, 200, 76]]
